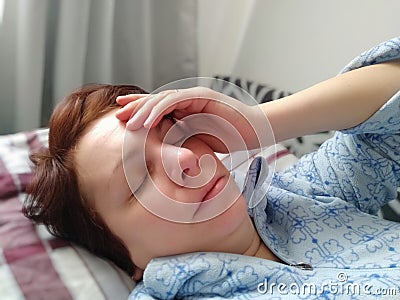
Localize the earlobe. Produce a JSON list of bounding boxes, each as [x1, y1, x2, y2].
[[131, 267, 144, 281]]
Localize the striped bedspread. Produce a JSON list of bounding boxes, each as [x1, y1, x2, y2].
[[0, 129, 134, 300]]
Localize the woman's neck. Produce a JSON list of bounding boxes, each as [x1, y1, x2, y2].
[[243, 231, 282, 263], [255, 241, 282, 263]]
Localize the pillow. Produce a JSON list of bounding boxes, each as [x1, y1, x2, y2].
[[0, 129, 134, 300]]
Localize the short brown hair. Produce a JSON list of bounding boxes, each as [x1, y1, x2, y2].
[[23, 84, 147, 277]]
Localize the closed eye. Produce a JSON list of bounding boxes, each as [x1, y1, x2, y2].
[[132, 114, 184, 196], [131, 115, 176, 196], [160, 114, 186, 145], [133, 173, 148, 195], [163, 113, 177, 124]]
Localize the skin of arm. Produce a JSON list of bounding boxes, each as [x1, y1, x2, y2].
[[263, 59, 400, 143], [116, 59, 399, 150]]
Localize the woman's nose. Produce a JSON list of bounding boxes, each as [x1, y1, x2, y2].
[[161, 144, 200, 185], [177, 147, 199, 177]]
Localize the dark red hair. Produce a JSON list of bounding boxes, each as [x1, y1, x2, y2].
[[24, 84, 147, 277]]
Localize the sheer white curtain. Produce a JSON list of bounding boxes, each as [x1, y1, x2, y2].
[[0, 0, 197, 134]]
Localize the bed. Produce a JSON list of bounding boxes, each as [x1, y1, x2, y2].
[[1, 79, 399, 299]]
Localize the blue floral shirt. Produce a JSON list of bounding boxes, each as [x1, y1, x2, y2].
[[130, 37, 400, 299]]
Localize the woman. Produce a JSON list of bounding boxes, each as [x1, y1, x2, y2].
[[25, 38, 400, 299]]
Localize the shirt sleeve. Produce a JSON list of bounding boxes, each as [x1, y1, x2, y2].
[[339, 36, 400, 135], [316, 85, 400, 214], [340, 90, 400, 135], [278, 38, 400, 215]]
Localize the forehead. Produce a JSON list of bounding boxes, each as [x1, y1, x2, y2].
[[74, 110, 125, 202], [81, 110, 123, 147]]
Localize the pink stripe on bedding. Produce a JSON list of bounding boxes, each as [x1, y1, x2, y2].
[[4, 242, 73, 300], [18, 173, 32, 193], [0, 198, 37, 249], [48, 238, 70, 250], [266, 149, 291, 165], [0, 158, 18, 199], [0, 173, 17, 199], [0, 130, 74, 300], [25, 130, 46, 153], [4, 241, 45, 263], [0, 196, 72, 299]]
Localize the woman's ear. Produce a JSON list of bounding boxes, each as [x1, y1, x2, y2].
[[131, 267, 144, 281]]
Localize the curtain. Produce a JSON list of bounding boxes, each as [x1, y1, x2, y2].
[[0, 0, 197, 134]]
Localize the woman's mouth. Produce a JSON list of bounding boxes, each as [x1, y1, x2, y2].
[[202, 176, 226, 202], [191, 174, 240, 222]]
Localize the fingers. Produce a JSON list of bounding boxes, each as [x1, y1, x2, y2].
[[117, 87, 214, 131], [144, 87, 214, 125], [115, 101, 138, 122], [126, 90, 182, 130], [115, 94, 154, 122], [116, 94, 148, 106], [115, 94, 149, 122]]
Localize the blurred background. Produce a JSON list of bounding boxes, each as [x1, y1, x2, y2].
[[0, 0, 399, 134]]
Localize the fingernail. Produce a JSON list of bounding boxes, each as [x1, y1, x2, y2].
[[126, 117, 137, 130], [143, 119, 151, 129]]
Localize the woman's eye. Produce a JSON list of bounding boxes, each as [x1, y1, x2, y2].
[[162, 114, 177, 124], [134, 174, 148, 195], [159, 114, 176, 134], [128, 194, 137, 204], [160, 114, 186, 145]]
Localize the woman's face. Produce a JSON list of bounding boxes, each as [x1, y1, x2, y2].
[[74, 109, 257, 270]]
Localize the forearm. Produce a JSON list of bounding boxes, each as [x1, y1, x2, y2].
[[262, 59, 400, 143]]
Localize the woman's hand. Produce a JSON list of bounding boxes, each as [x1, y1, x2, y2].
[[115, 87, 273, 152]]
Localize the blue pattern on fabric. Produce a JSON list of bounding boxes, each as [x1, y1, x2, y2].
[[129, 37, 400, 299]]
